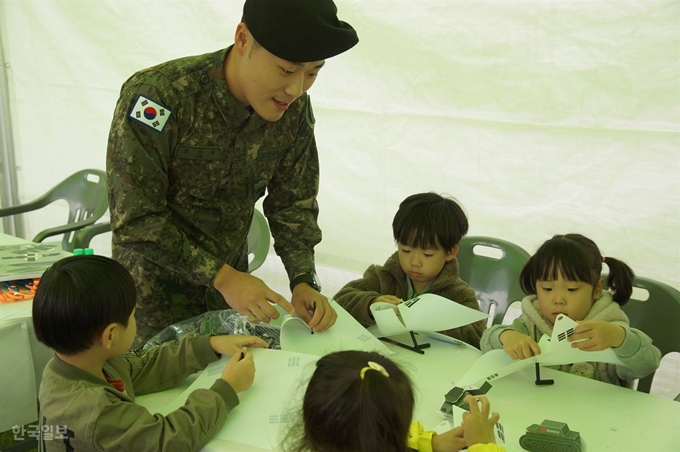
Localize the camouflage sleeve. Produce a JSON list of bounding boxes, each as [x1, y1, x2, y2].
[[107, 79, 223, 286], [263, 96, 321, 279]]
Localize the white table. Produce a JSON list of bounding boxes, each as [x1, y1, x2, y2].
[[137, 330, 680, 452], [0, 233, 62, 431]]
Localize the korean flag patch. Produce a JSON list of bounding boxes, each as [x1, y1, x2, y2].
[[128, 95, 172, 133]]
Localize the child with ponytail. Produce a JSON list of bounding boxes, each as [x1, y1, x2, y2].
[[481, 233, 660, 387], [283, 350, 505, 452]]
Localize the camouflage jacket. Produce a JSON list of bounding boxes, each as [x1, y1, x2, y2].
[[107, 48, 320, 287]]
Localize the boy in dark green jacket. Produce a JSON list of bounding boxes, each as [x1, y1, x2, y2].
[[334, 192, 486, 348], [33, 255, 267, 451]]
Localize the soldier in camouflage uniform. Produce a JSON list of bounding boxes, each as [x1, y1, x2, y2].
[[107, 0, 359, 348]]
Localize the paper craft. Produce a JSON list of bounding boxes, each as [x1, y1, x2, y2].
[[270, 300, 393, 357], [440, 381, 493, 415], [519, 420, 582, 452], [370, 293, 488, 337], [161, 348, 318, 450], [0, 242, 68, 282], [456, 315, 625, 386]]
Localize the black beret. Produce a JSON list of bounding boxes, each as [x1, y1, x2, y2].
[[243, 0, 359, 62]]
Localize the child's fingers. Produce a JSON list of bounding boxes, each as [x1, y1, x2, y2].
[[519, 347, 531, 360], [490, 412, 501, 425], [477, 395, 491, 417], [241, 350, 254, 363], [450, 425, 464, 438], [464, 395, 480, 414], [529, 339, 541, 356], [226, 347, 244, 364], [238, 335, 269, 348]]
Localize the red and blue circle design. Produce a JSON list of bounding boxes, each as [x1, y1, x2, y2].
[[144, 107, 157, 120]]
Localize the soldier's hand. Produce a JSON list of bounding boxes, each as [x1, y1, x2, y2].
[[291, 284, 336, 332], [213, 265, 294, 322]]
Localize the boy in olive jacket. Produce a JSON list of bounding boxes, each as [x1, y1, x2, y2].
[[33, 255, 267, 452], [335, 193, 486, 348]]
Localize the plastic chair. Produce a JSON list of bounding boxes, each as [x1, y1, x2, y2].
[[619, 276, 680, 394], [456, 236, 531, 326], [72, 221, 112, 249], [247, 208, 270, 273], [0, 169, 108, 252]]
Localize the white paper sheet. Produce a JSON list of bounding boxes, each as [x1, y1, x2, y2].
[[271, 300, 392, 357], [456, 315, 625, 386], [370, 294, 489, 337], [161, 348, 318, 450]]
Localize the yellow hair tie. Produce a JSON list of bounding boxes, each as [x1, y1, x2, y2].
[[360, 361, 390, 380]]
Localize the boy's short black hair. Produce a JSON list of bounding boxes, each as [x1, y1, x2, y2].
[[32, 255, 137, 355], [392, 192, 469, 251]]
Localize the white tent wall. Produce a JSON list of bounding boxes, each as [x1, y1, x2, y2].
[[0, 0, 678, 295]]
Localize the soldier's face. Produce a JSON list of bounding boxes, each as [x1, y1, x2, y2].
[[233, 27, 324, 121]]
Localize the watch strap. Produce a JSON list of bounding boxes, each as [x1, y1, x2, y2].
[[289, 272, 321, 293]]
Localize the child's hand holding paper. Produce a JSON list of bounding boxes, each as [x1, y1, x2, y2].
[[567, 320, 626, 351]]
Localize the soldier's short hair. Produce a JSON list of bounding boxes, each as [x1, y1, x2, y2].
[[33, 255, 137, 355], [392, 192, 469, 252]]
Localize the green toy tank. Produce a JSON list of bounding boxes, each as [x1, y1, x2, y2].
[[519, 420, 582, 452]]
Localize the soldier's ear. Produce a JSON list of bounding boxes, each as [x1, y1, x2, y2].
[[234, 23, 250, 56]]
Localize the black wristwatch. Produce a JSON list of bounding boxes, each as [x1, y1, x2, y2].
[[289, 272, 321, 293]]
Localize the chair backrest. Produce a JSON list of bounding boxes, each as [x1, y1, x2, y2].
[[456, 236, 531, 326], [247, 208, 270, 273], [619, 276, 680, 393], [72, 221, 112, 250], [0, 169, 108, 252]]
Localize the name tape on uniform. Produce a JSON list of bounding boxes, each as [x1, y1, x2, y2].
[[128, 95, 172, 133]]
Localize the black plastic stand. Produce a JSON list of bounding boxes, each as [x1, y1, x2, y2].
[[378, 331, 431, 354], [533, 325, 554, 385]]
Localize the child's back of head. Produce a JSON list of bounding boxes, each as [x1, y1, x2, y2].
[[393, 192, 468, 252], [32, 255, 137, 355], [286, 350, 414, 452]]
